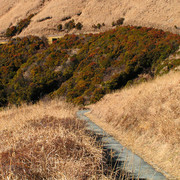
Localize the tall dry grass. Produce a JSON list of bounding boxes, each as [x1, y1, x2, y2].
[[0, 99, 105, 179], [88, 70, 180, 179]]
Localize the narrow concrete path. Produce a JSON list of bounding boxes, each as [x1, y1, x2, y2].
[[77, 109, 168, 180]]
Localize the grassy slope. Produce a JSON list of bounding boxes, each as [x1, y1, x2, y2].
[[0, 25, 180, 179], [0, 26, 180, 107], [88, 70, 180, 179], [0, 0, 180, 36], [0, 100, 105, 179]]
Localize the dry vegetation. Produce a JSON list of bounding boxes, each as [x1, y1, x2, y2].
[[0, 0, 180, 37], [0, 99, 106, 179], [88, 70, 180, 179]]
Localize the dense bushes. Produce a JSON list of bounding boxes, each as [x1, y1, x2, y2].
[[5, 14, 34, 37], [5, 26, 17, 37], [112, 18, 125, 26], [92, 23, 105, 29], [57, 20, 83, 32], [0, 36, 47, 105], [64, 20, 76, 30], [75, 22, 83, 30], [0, 26, 180, 106]]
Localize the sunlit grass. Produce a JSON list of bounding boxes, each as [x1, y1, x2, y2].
[[0, 100, 105, 179], [88, 70, 180, 179]]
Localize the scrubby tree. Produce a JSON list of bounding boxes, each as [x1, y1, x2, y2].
[[5, 14, 34, 37], [65, 20, 76, 31], [57, 24, 63, 31], [97, 23, 102, 29], [112, 18, 125, 27], [75, 22, 83, 30], [116, 18, 125, 25], [5, 26, 17, 37]]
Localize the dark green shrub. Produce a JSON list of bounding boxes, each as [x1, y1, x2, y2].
[[112, 18, 125, 27], [77, 12, 82, 16], [57, 24, 63, 31], [37, 16, 52, 22], [5, 26, 17, 37], [61, 16, 71, 21], [16, 14, 34, 34], [112, 21, 116, 27], [92, 24, 97, 29], [97, 23, 102, 29], [75, 22, 83, 30], [90, 88, 105, 103], [0, 83, 7, 107], [73, 96, 85, 105], [65, 20, 75, 31], [92, 23, 104, 29], [116, 18, 125, 25], [5, 14, 34, 37]]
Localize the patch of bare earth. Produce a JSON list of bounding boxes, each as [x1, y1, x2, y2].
[[87, 70, 180, 179], [0, 100, 105, 179]]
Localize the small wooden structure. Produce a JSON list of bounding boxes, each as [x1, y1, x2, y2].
[[0, 39, 8, 45], [47, 35, 63, 44]]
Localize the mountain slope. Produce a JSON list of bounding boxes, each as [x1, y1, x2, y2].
[[0, 0, 180, 37], [87, 70, 180, 179]]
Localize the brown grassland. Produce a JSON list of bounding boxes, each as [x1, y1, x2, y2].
[[0, 99, 107, 179], [0, 0, 180, 37], [88, 70, 180, 179], [0, 70, 179, 179]]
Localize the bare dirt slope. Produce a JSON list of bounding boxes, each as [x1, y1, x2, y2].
[[0, 0, 180, 37]]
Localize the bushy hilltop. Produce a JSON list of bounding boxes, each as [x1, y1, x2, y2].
[[0, 0, 180, 37], [0, 26, 180, 107]]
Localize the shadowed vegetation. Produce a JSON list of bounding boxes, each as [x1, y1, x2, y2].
[[5, 14, 34, 37], [0, 26, 180, 107]]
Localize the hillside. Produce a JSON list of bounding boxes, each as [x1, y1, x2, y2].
[[87, 70, 180, 179], [0, 26, 180, 107], [0, 0, 180, 37]]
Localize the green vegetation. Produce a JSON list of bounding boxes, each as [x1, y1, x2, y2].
[[57, 20, 83, 32], [75, 22, 83, 30], [57, 24, 63, 31], [0, 26, 180, 106], [5, 14, 34, 37], [64, 19, 76, 30], [112, 18, 125, 27], [154, 50, 180, 75], [61, 16, 71, 21], [92, 23, 105, 29]]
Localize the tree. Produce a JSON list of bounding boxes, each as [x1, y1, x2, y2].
[[65, 20, 75, 31], [5, 26, 17, 37], [116, 18, 125, 25], [75, 22, 83, 30], [97, 23, 102, 29], [112, 18, 125, 27], [57, 24, 63, 31]]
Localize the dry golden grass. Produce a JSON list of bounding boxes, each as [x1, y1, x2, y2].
[[0, 0, 180, 37], [88, 70, 180, 179], [0, 99, 105, 179]]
